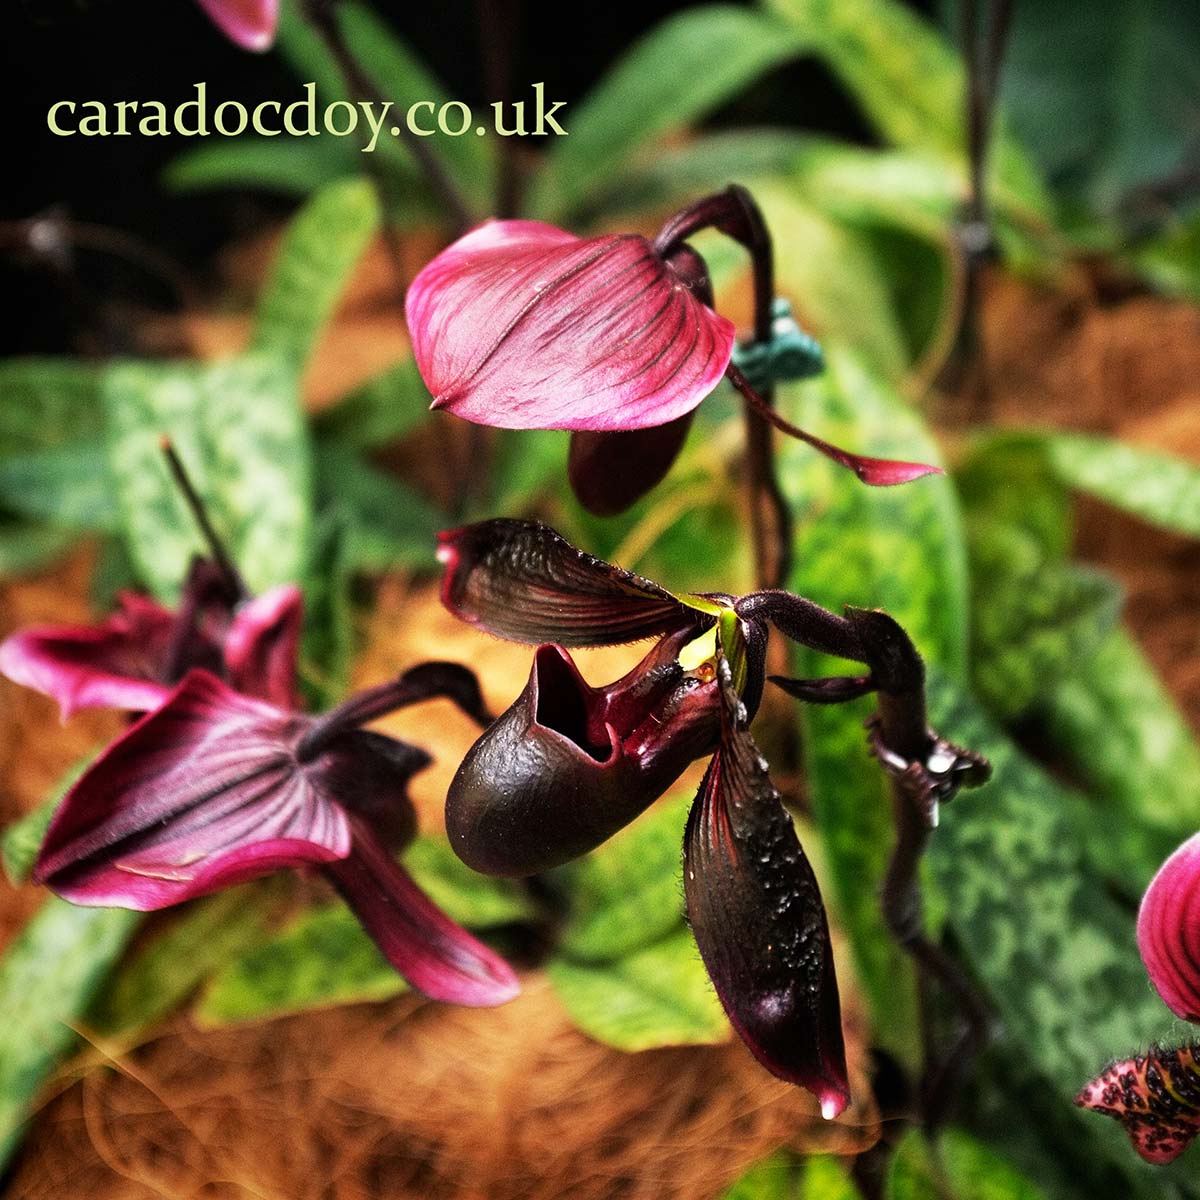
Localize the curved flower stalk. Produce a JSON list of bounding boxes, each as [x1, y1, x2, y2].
[[1077, 832, 1200, 1162], [194, 0, 278, 51], [438, 518, 989, 1114], [405, 186, 940, 524]]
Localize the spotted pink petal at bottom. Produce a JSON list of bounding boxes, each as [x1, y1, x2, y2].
[[1138, 832, 1200, 1022]]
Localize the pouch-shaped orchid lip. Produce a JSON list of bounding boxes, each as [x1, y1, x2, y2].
[[531, 644, 619, 765], [1137, 832, 1200, 1022], [194, 0, 279, 51], [437, 518, 699, 648], [406, 219, 736, 432]]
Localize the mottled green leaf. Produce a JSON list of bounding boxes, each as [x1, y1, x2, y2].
[[0, 359, 102, 461], [555, 791, 693, 963], [103, 350, 310, 601], [0, 899, 139, 1170], [0, 439, 119, 532], [197, 903, 408, 1025], [781, 346, 967, 1064], [1040, 432, 1200, 538], [404, 836, 535, 930], [548, 927, 728, 1052], [968, 517, 1122, 719], [529, 5, 809, 222], [720, 1152, 795, 1200], [312, 357, 432, 452], [88, 888, 278, 1038], [299, 508, 354, 712], [887, 1128, 1049, 1200], [252, 178, 381, 372]]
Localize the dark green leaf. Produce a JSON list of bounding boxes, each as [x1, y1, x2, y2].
[[312, 357, 432, 452], [0, 359, 102, 461], [252, 178, 381, 372], [547, 926, 727, 1051], [555, 791, 693, 963], [165, 136, 358, 197], [0, 900, 139, 1170], [887, 1128, 1049, 1200], [781, 347, 966, 1065], [299, 508, 355, 711], [528, 5, 809, 222], [0, 439, 119, 532], [102, 350, 311, 601], [0, 521, 75, 579], [197, 902, 408, 1025], [2, 763, 88, 885]]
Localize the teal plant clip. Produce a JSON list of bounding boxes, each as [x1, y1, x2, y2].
[[730, 298, 825, 393]]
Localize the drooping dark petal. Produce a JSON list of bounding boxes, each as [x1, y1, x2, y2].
[[194, 0, 278, 51], [405, 220, 736, 431], [34, 670, 350, 909], [0, 593, 187, 719], [567, 414, 695, 516], [438, 518, 698, 647], [684, 656, 848, 1116], [1138, 833, 1200, 1023], [446, 634, 720, 875], [327, 818, 520, 1007], [770, 675, 875, 704], [1077, 1043, 1200, 1164], [224, 584, 304, 709]]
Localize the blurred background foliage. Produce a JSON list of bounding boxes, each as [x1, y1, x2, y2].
[[3, 0, 1200, 1195]]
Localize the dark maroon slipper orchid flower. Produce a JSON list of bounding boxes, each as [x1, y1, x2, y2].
[[0, 558, 302, 718], [438, 519, 989, 1112], [32, 664, 519, 1007], [406, 188, 940, 515], [1078, 832, 1200, 1163], [1077, 1044, 1200, 1165], [194, 0, 278, 51]]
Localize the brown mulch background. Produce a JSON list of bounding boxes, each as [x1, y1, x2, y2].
[[2, 262, 1199, 1198]]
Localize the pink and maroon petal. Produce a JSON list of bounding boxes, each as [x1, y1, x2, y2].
[[194, 0, 278, 51], [683, 657, 849, 1117], [1077, 1043, 1200, 1165], [224, 584, 304, 709], [1138, 833, 1200, 1022], [405, 220, 735, 431], [34, 670, 350, 910], [437, 518, 696, 647], [327, 820, 520, 1006], [0, 593, 181, 719]]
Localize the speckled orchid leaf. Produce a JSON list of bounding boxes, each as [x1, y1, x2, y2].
[[405, 220, 735, 431], [1077, 1044, 1200, 1165], [437, 518, 701, 647], [103, 350, 310, 602], [684, 656, 848, 1115]]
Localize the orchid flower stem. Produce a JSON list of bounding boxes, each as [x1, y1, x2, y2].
[[301, 0, 475, 235], [159, 438, 248, 603]]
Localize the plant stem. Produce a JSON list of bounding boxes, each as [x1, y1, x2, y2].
[[477, 0, 522, 218], [302, 0, 475, 234]]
